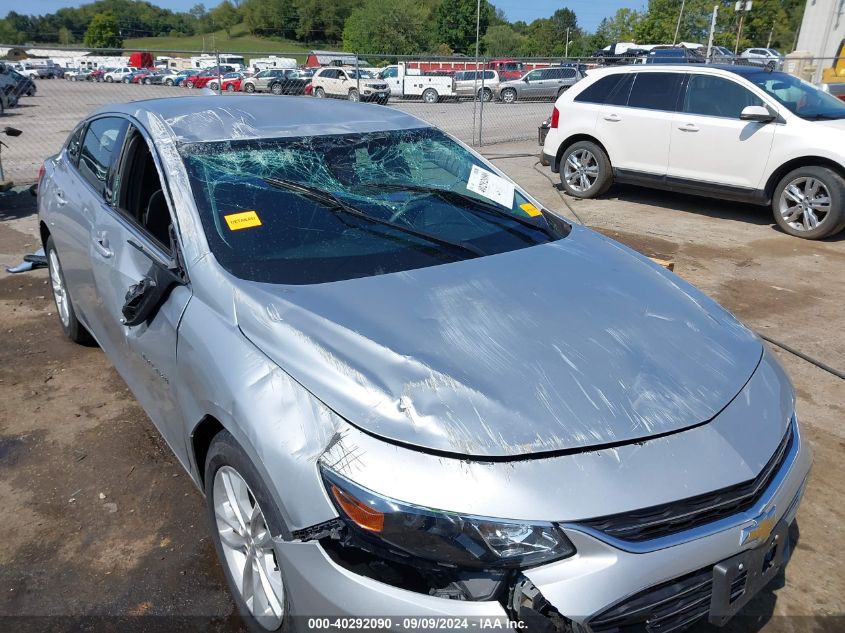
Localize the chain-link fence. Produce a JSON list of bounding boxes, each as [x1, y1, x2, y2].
[[1, 44, 844, 184]]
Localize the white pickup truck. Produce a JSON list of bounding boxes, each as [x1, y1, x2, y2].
[[377, 63, 455, 103]]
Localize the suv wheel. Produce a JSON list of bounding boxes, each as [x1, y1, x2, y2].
[[105, 75, 113, 83], [271, 83, 283, 95], [773, 166, 845, 239], [244, 83, 255, 93], [206, 430, 290, 632], [314, 87, 326, 98], [500, 88, 517, 104], [559, 141, 612, 199], [165, 78, 173, 86], [477, 87, 493, 102], [422, 88, 439, 104], [348, 88, 360, 102]]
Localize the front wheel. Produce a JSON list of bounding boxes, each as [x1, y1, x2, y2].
[[559, 141, 613, 199], [46, 237, 93, 345], [314, 87, 326, 98], [186, 81, 195, 89], [271, 83, 283, 95], [143, 78, 151, 85], [422, 88, 439, 104], [165, 78, 173, 86], [477, 87, 493, 102], [500, 88, 517, 104], [348, 89, 360, 102], [209, 82, 218, 91], [123, 77, 130, 84], [105, 76, 113, 83], [773, 166, 845, 239], [227, 83, 236, 92], [205, 431, 290, 632], [245, 83, 256, 93]]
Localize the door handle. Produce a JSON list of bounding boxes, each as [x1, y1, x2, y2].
[[55, 189, 67, 206], [93, 231, 113, 258], [603, 114, 621, 122], [678, 123, 700, 132]]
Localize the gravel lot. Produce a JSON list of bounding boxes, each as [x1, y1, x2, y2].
[[0, 78, 550, 184], [0, 97, 843, 632]]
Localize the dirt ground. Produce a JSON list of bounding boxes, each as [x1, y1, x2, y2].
[[1, 144, 843, 632]]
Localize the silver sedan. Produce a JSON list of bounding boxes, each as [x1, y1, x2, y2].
[[38, 96, 810, 631]]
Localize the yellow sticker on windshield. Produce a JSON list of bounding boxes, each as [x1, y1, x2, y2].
[[519, 202, 543, 217], [225, 210, 262, 231]]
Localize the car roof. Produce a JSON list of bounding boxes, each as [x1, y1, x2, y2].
[[91, 95, 430, 143], [591, 63, 768, 77]]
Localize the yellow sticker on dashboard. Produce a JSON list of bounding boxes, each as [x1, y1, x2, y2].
[[224, 210, 262, 231], [519, 202, 543, 217]]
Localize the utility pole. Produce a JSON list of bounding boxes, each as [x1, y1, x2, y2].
[[734, 1, 753, 55], [766, 24, 774, 49], [565, 27, 570, 58], [673, 0, 687, 45], [706, 5, 719, 61], [472, 0, 481, 146]]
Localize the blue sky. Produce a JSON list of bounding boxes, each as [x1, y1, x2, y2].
[[20, 1, 644, 32]]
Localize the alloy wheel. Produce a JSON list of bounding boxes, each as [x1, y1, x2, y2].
[[213, 466, 284, 630], [779, 177, 832, 232], [563, 148, 600, 193], [48, 250, 70, 328], [501, 89, 516, 104]]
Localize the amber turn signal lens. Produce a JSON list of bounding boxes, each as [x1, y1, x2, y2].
[[331, 485, 385, 532]]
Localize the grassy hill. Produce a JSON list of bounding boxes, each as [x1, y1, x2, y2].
[[123, 23, 318, 62]]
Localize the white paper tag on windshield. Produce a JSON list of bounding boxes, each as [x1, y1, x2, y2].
[[467, 165, 515, 208]]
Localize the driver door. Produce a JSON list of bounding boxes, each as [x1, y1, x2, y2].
[[88, 121, 192, 462]]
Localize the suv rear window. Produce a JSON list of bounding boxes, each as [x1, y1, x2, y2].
[[627, 72, 684, 111], [574, 75, 625, 104]]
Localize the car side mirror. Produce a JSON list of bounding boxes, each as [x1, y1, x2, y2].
[[523, 76, 530, 83], [121, 243, 182, 326], [740, 105, 775, 123]]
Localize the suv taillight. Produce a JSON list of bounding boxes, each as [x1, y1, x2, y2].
[[551, 106, 560, 128]]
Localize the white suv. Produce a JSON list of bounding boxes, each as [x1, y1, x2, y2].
[[311, 67, 390, 103], [542, 65, 845, 239], [103, 67, 136, 83]]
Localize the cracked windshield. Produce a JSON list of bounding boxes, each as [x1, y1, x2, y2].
[[181, 127, 567, 284]]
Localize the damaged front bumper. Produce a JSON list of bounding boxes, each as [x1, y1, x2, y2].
[[271, 416, 810, 631]]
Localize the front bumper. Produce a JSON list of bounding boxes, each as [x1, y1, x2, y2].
[[274, 419, 810, 629]]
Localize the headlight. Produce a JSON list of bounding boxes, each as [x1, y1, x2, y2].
[[321, 466, 575, 569]]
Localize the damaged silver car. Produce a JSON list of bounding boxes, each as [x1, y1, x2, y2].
[[38, 96, 811, 632]]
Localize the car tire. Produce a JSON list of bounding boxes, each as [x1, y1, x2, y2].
[[186, 81, 195, 89], [501, 88, 517, 104], [314, 87, 325, 98], [478, 87, 493, 102], [105, 76, 113, 83], [348, 89, 360, 102], [205, 430, 291, 633], [558, 140, 613, 199], [772, 166, 845, 239], [245, 83, 255, 93], [270, 83, 283, 96], [143, 78, 151, 85], [165, 78, 173, 86], [123, 77, 130, 84], [46, 237, 94, 345], [227, 84, 236, 92], [422, 88, 439, 104], [209, 82, 218, 90]]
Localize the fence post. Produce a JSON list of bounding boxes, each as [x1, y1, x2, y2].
[[215, 49, 222, 95], [478, 57, 485, 147], [355, 52, 360, 99]]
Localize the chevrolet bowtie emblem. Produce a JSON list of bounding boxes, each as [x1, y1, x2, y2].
[[740, 506, 777, 546]]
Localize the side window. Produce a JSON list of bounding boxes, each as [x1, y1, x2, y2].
[[575, 75, 625, 104], [115, 127, 172, 251], [526, 70, 543, 81], [627, 72, 684, 111], [606, 73, 635, 106], [66, 124, 85, 166], [561, 68, 576, 79], [77, 117, 128, 198], [484, 71, 494, 80], [683, 75, 763, 118], [381, 67, 397, 78]]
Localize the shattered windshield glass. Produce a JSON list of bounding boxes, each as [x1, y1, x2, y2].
[[180, 127, 567, 284]]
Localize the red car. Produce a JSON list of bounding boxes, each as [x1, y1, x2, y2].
[[185, 70, 219, 89], [220, 72, 245, 92], [130, 70, 154, 84]]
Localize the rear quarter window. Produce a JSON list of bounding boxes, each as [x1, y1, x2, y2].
[[574, 74, 625, 104]]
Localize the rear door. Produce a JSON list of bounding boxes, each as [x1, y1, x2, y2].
[[521, 69, 545, 99], [668, 73, 776, 188], [88, 122, 192, 460], [594, 71, 684, 175]]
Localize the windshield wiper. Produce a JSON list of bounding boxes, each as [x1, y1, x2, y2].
[[360, 182, 558, 240], [262, 177, 485, 258]]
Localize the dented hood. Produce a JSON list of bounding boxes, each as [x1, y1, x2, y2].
[[233, 226, 762, 458]]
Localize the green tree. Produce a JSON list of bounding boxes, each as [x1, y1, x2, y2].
[[210, 0, 239, 37], [83, 11, 123, 49], [343, 0, 434, 54], [483, 24, 526, 57], [592, 8, 642, 50], [436, 0, 493, 54]]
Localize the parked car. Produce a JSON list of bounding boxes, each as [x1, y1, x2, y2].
[[243, 68, 311, 95], [645, 47, 705, 64], [143, 69, 177, 85], [710, 46, 737, 63], [88, 68, 110, 82], [311, 67, 390, 102], [740, 48, 784, 70], [218, 72, 245, 92], [453, 69, 499, 101], [104, 67, 138, 83], [129, 70, 154, 84], [185, 69, 219, 89], [0, 67, 19, 110], [542, 64, 845, 239], [170, 69, 200, 87], [1, 66, 36, 98], [66, 68, 93, 82], [37, 94, 811, 633], [560, 62, 589, 74], [10, 62, 50, 79], [497, 67, 583, 103]]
